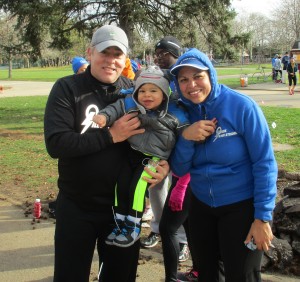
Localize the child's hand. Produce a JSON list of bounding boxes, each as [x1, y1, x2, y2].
[[93, 114, 107, 128]]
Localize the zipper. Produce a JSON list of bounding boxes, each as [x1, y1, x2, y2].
[[201, 105, 207, 120], [201, 105, 215, 206]]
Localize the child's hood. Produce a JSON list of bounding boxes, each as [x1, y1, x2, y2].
[[132, 66, 171, 117]]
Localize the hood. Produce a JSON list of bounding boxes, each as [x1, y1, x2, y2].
[[133, 66, 170, 117], [170, 48, 219, 106]]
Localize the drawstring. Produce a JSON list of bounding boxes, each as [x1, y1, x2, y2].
[[111, 206, 122, 232]]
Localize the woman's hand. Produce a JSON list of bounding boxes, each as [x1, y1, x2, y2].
[[109, 113, 145, 143], [244, 219, 274, 252], [182, 118, 217, 142], [142, 160, 170, 189]]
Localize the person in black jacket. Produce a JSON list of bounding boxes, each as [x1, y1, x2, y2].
[[281, 51, 290, 84], [287, 56, 298, 95], [44, 25, 169, 282]]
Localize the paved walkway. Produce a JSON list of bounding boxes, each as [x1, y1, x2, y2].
[[236, 82, 300, 108], [0, 81, 54, 98]]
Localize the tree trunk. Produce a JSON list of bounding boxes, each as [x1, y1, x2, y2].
[[8, 52, 12, 79]]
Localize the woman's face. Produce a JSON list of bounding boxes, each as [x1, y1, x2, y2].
[[177, 66, 211, 104]]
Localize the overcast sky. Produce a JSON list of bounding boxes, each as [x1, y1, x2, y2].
[[231, 0, 280, 17]]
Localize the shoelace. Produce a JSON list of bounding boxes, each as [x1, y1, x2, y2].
[[121, 227, 129, 235], [112, 226, 121, 235]]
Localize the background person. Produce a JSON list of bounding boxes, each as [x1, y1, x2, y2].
[[281, 51, 290, 84], [44, 25, 169, 282], [274, 55, 282, 83], [154, 37, 199, 281], [141, 36, 190, 263], [271, 54, 278, 81], [287, 56, 298, 95], [122, 56, 136, 79], [170, 48, 278, 282], [71, 56, 89, 74]]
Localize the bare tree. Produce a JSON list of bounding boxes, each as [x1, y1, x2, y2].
[[277, 0, 300, 40]]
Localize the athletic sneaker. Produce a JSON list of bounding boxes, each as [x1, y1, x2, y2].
[[177, 269, 198, 281], [105, 219, 123, 245], [140, 232, 160, 248], [142, 207, 153, 221], [113, 217, 141, 247], [178, 243, 189, 262]]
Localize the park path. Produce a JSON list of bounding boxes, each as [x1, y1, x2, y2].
[[1, 79, 300, 108]]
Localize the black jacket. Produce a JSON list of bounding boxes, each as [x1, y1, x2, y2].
[[287, 62, 298, 76], [44, 66, 134, 211]]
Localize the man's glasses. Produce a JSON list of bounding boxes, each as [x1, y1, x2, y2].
[[154, 51, 170, 59]]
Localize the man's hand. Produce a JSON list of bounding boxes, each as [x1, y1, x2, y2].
[[143, 160, 170, 189], [108, 112, 145, 143], [182, 118, 217, 142]]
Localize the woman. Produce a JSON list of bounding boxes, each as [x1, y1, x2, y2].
[[287, 56, 297, 95], [170, 48, 278, 282]]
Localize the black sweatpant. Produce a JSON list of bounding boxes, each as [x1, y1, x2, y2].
[[189, 194, 263, 282], [54, 192, 140, 282], [288, 74, 297, 86]]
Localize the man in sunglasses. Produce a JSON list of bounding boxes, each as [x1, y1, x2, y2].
[[154, 36, 182, 93]]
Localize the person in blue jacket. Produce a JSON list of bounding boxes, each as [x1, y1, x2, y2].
[[169, 48, 278, 282]]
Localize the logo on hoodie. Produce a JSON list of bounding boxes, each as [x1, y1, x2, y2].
[[213, 126, 237, 142], [80, 104, 99, 134]]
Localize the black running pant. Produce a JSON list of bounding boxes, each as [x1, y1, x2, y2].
[[54, 192, 140, 282], [189, 195, 263, 282]]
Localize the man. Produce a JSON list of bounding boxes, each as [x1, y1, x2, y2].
[[71, 56, 89, 74], [281, 51, 290, 84], [274, 55, 282, 82], [154, 35, 182, 93], [271, 54, 278, 81], [44, 25, 169, 282]]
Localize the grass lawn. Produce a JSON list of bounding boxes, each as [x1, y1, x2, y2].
[[0, 65, 72, 81]]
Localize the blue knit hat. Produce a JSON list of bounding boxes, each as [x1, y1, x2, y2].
[[72, 57, 89, 74]]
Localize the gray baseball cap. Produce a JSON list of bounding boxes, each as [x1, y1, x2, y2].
[[91, 25, 128, 54]]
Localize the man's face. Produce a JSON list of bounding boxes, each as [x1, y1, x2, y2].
[[154, 48, 177, 69], [87, 46, 126, 83]]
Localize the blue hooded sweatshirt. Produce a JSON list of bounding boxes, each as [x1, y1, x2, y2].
[[170, 48, 278, 221]]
